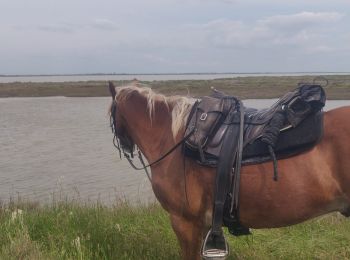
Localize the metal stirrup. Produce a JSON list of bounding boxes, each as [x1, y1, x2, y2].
[[201, 229, 229, 259]]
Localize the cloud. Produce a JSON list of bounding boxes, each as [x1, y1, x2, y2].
[[37, 23, 79, 33], [258, 12, 343, 33], [36, 19, 118, 34], [183, 11, 344, 52], [192, 19, 258, 48], [257, 12, 344, 48], [304, 45, 334, 54], [90, 19, 118, 31]]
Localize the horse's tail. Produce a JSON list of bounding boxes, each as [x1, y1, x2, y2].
[[108, 81, 116, 100]]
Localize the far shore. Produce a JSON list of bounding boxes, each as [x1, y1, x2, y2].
[[1, 75, 350, 99]]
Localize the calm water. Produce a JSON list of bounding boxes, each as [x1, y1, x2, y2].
[[1, 97, 349, 204], [0, 97, 154, 204], [1, 72, 349, 83]]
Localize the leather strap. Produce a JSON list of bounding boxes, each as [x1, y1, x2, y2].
[[211, 100, 244, 235]]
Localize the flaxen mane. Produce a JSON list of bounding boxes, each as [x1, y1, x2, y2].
[[112, 84, 195, 139]]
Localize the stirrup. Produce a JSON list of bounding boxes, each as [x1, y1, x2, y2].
[[201, 229, 229, 259]]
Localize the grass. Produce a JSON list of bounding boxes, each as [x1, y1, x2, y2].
[[1, 200, 350, 259], [1, 74, 350, 99], [0, 201, 179, 259]]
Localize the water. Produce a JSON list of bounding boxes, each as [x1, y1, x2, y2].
[[0, 97, 349, 204], [1, 72, 349, 83], [0, 97, 154, 204]]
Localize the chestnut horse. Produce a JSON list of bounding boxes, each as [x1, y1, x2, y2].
[[109, 83, 350, 260]]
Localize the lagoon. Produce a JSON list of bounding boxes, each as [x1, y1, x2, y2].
[[0, 97, 349, 204]]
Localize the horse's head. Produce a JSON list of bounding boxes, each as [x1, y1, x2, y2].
[[108, 82, 135, 155], [108, 81, 196, 160]]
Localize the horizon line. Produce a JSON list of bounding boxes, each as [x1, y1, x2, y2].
[[1, 71, 350, 77]]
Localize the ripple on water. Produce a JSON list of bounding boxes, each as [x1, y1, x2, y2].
[[0, 97, 349, 204]]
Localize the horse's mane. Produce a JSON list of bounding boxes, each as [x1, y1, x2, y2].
[[114, 85, 195, 138]]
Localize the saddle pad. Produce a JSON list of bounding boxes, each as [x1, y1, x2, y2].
[[242, 111, 323, 165]]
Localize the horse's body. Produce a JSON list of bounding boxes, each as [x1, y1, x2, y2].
[[110, 84, 350, 260]]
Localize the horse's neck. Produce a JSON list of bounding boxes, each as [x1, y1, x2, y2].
[[122, 96, 174, 161]]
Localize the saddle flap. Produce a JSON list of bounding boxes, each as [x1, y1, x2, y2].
[[208, 124, 229, 148]]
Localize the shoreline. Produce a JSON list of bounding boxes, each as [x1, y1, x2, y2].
[[1, 75, 350, 99]]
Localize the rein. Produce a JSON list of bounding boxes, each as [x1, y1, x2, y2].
[[110, 100, 194, 182]]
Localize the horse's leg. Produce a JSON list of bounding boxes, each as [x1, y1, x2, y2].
[[170, 214, 205, 260]]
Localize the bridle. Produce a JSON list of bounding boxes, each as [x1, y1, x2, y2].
[[109, 98, 195, 183]]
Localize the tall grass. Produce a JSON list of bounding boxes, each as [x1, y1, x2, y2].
[[1, 200, 350, 259], [0, 201, 179, 259]]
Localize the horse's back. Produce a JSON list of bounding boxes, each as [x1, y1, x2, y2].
[[324, 105, 350, 138], [325, 105, 350, 120]]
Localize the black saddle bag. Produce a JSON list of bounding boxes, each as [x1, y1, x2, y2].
[[184, 95, 238, 165], [185, 96, 226, 150]]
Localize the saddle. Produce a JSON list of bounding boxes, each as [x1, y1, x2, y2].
[[183, 84, 326, 259], [185, 84, 326, 166]]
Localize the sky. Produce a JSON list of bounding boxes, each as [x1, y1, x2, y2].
[[0, 0, 350, 74]]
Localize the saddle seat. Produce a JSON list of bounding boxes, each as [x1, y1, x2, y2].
[[242, 110, 323, 165]]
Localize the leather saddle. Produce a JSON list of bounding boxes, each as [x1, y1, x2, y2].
[[184, 84, 326, 166]]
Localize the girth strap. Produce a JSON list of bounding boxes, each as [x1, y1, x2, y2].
[[231, 101, 245, 216]]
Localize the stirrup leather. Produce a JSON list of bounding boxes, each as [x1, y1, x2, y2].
[[201, 229, 229, 259]]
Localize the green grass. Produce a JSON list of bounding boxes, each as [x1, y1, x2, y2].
[[1, 201, 350, 259], [229, 214, 350, 259], [0, 201, 179, 259]]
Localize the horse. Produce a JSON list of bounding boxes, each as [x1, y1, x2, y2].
[[108, 82, 350, 260]]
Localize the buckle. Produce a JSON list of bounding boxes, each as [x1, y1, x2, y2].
[[201, 229, 229, 259], [200, 113, 208, 121]]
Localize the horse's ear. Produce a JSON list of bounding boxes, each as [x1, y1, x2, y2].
[[108, 81, 117, 100]]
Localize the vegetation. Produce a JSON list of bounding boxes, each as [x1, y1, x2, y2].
[[1, 200, 350, 259], [0, 201, 178, 259], [1, 74, 350, 99]]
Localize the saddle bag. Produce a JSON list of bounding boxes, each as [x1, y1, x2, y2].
[[184, 94, 238, 165], [185, 96, 226, 150]]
